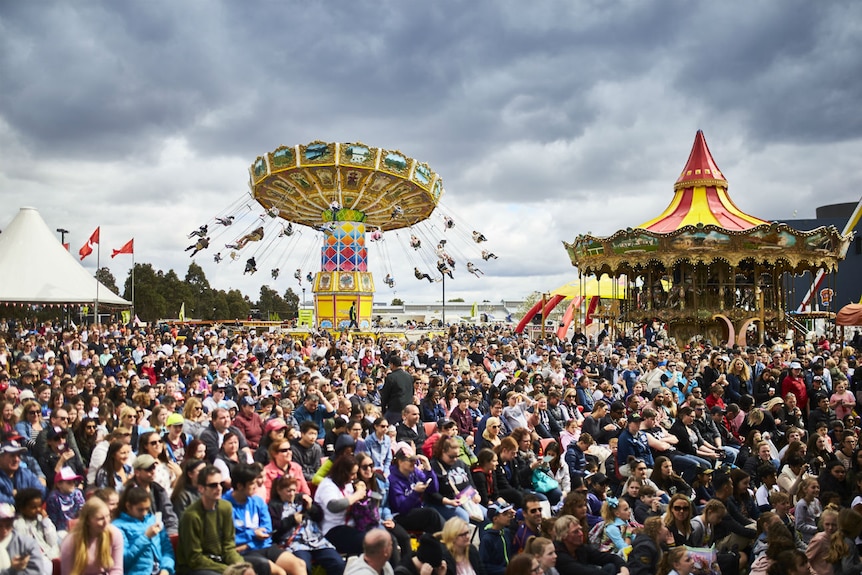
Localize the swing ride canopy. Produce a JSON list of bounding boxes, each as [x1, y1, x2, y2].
[[0, 207, 131, 306], [249, 141, 444, 231]]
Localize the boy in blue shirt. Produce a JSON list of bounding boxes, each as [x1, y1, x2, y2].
[[224, 464, 306, 575]]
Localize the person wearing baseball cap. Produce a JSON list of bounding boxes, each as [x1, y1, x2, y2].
[[780, 360, 809, 412], [0, 439, 44, 502], [126, 454, 179, 536], [480, 502, 515, 575], [46, 466, 85, 533], [163, 413, 190, 464]]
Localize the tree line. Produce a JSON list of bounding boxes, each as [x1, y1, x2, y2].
[[94, 262, 300, 322]]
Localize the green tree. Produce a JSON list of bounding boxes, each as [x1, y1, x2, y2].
[[283, 288, 300, 319], [448, 298, 464, 302], [257, 285, 287, 320], [185, 263, 213, 319], [162, 270, 192, 319], [225, 289, 251, 320], [95, 267, 119, 295], [124, 263, 167, 321], [391, 298, 404, 306]]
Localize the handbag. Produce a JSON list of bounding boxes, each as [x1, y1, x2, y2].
[[531, 468, 560, 493]]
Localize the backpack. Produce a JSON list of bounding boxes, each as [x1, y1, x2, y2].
[[588, 520, 606, 546]]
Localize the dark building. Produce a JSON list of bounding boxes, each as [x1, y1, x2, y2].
[[781, 201, 861, 312]]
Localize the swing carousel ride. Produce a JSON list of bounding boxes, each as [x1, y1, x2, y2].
[[564, 131, 853, 347], [185, 141, 496, 329]]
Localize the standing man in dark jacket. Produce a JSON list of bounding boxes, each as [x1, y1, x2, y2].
[[381, 356, 414, 425]]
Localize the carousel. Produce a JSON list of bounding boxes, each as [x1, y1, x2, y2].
[[564, 131, 853, 346]]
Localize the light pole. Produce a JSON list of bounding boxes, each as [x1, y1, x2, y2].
[[441, 273, 446, 327], [56, 228, 69, 245]]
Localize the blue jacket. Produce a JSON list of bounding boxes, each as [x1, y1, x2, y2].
[[365, 433, 392, 474], [565, 441, 587, 484], [617, 429, 654, 468], [0, 467, 45, 504], [479, 525, 513, 575], [113, 511, 176, 575], [293, 405, 335, 439], [223, 491, 273, 550]]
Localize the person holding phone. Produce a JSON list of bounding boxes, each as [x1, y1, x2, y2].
[[0, 502, 49, 575], [112, 486, 175, 575]]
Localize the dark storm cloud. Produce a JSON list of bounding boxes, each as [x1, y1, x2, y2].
[[672, 1, 862, 144], [2, 1, 861, 304]]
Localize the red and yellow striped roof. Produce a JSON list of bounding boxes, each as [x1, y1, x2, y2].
[[638, 130, 768, 233]]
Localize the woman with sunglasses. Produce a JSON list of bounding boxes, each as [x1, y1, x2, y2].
[[15, 399, 44, 449], [352, 452, 411, 564], [262, 437, 309, 502], [138, 431, 180, 496], [181, 397, 208, 439], [74, 416, 99, 468], [662, 494, 694, 547], [478, 416, 503, 451]]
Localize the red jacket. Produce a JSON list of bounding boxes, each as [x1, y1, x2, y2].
[[232, 411, 264, 450], [781, 375, 809, 409]]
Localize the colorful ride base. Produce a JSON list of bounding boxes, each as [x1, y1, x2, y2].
[[311, 271, 374, 330]]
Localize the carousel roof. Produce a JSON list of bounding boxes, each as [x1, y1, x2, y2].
[[637, 130, 769, 233]]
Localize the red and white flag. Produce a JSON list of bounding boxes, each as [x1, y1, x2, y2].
[[78, 227, 100, 261], [111, 239, 134, 258]]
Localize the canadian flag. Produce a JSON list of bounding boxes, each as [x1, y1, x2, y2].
[[78, 227, 100, 261]]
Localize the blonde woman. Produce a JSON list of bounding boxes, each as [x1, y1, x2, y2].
[[59, 497, 122, 575], [479, 417, 503, 451], [439, 516, 483, 575], [726, 358, 751, 403], [182, 397, 208, 438]]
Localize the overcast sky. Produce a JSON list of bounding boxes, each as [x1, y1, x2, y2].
[[2, 1, 861, 311]]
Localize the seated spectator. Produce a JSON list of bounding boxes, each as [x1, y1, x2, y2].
[[439, 516, 483, 575], [45, 466, 84, 535], [344, 528, 394, 575], [112, 486, 175, 575], [170, 458, 205, 519], [0, 439, 45, 504], [552, 514, 626, 575], [224, 464, 305, 575], [124, 454, 179, 536], [263, 437, 309, 502], [13, 487, 59, 560], [479, 502, 515, 575], [314, 453, 366, 556], [0, 501, 51, 575], [633, 485, 661, 525], [268, 475, 345, 575], [60, 497, 123, 575]]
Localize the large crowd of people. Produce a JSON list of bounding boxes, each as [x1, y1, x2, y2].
[[0, 318, 861, 575]]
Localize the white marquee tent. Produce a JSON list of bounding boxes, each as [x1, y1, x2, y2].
[[0, 207, 131, 306]]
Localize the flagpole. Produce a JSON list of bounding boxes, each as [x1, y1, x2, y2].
[[131, 251, 135, 324], [95, 241, 100, 328]]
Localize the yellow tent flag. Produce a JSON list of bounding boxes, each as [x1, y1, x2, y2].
[[179, 303, 185, 321], [121, 310, 131, 325], [471, 302, 478, 317]]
